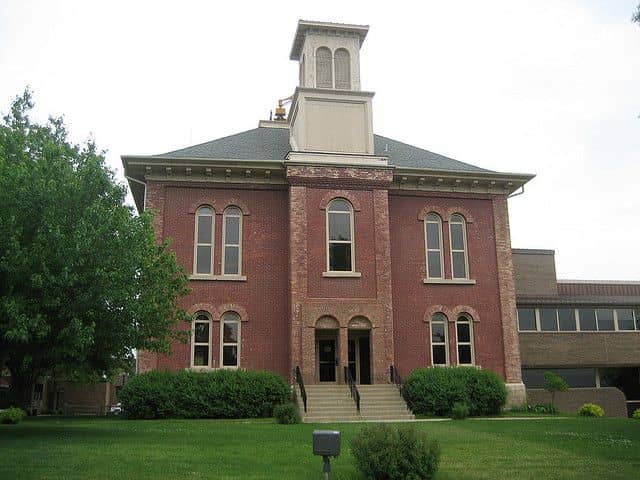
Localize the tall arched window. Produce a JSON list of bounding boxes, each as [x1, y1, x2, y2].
[[327, 199, 354, 272], [194, 206, 214, 275], [425, 213, 444, 279], [334, 48, 351, 90], [449, 214, 469, 279], [221, 311, 241, 368], [431, 313, 449, 366], [192, 312, 211, 367], [316, 47, 333, 88], [456, 314, 475, 365], [222, 206, 242, 275]]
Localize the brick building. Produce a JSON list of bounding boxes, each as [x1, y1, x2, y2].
[[122, 20, 638, 416]]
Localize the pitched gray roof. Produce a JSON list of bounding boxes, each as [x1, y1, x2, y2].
[[158, 127, 492, 173]]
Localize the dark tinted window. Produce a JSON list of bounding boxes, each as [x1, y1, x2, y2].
[[522, 368, 596, 388], [578, 309, 597, 331], [517, 308, 536, 331], [558, 308, 576, 331], [540, 308, 558, 331]]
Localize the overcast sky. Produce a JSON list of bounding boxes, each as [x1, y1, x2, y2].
[[1, 0, 639, 280]]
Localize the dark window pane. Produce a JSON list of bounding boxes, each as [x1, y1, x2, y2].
[[194, 345, 209, 366], [540, 308, 558, 331], [458, 345, 472, 364], [196, 246, 211, 274], [617, 309, 635, 331], [329, 199, 350, 212], [329, 213, 351, 241], [452, 251, 467, 278], [223, 322, 238, 343], [329, 243, 351, 271], [223, 346, 238, 366], [579, 309, 597, 331], [224, 246, 239, 275], [450, 223, 465, 250], [457, 322, 470, 343], [636, 309, 640, 330], [432, 345, 446, 365], [558, 308, 576, 331], [431, 323, 446, 343], [596, 309, 614, 331], [194, 322, 209, 343], [427, 251, 442, 278], [225, 216, 240, 244], [426, 222, 440, 249], [517, 308, 536, 331], [197, 215, 212, 244], [522, 368, 596, 389]]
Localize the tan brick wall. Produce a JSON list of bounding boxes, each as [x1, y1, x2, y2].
[[527, 387, 628, 417], [512, 249, 558, 296]]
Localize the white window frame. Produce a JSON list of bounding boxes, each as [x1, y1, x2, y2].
[[315, 46, 333, 89], [193, 205, 215, 276], [326, 198, 355, 273], [449, 214, 470, 279], [221, 206, 243, 276], [517, 307, 639, 333], [191, 312, 212, 368], [455, 315, 475, 366], [220, 311, 241, 368], [430, 313, 449, 366], [424, 213, 444, 279]]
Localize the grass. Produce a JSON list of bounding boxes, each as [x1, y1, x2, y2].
[[1, 416, 639, 479]]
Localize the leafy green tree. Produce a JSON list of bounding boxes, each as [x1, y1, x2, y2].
[[634, 3, 640, 24], [0, 90, 190, 409], [543, 371, 569, 409]]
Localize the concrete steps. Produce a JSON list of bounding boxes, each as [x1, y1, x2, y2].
[[295, 384, 414, 423]]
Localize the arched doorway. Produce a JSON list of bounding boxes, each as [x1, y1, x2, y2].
[[315, 316, 340, 383], [348, 316, 372, 384]]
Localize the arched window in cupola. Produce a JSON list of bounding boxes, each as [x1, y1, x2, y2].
[[334, 48, 351, 90], [315, 47, 333, 88]]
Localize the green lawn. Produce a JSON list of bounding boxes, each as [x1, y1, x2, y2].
[[1, 417, 639, 479]]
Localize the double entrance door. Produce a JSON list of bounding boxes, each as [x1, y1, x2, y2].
[[317, 332, 371, 384]]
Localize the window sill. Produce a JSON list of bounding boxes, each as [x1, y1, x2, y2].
[[189, 274, 247, 282], [423, 278, 476, 285], [322, 271, 362, 278]]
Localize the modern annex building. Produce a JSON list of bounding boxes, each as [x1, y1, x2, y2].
[[122, 20, 639, 417]]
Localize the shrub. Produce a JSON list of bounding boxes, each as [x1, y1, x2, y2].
[[0, 407, 26, 424], [451, 402, 470, 420], [273, 402, 300, 424], [578, 403, 605, 417], [508, 403, 557, 414], [404, 367, 507, 416], [543, 371, 569, 409], [633, 408, 640, 420], [351, 424, 440, 480], [119, 369, 290, 419]]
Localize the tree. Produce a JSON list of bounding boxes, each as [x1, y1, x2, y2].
[[0, 90, 190, 410], [634, 3, 640, 24], [543, 371, 569, 410]]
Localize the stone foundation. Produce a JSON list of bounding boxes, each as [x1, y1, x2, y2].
[[505, 382, 527, 408]]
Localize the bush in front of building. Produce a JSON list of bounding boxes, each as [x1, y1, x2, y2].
[[119, 369, 290, 419], [273, 402, 300, 424], [350, 423, 440, 480], [577, 403, 605, 417], [0, 407, 26, 424], [450, 402, 470, 420], [633, 408, 640, 420], [404, 367, 507, 416]]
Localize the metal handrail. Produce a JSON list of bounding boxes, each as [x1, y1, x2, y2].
[[294, 366, 307, 413], [344, 366, 361, 412], [389, 365, 406, 401]]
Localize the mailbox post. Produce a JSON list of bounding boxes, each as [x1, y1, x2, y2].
[[313, 430, 340, 480]]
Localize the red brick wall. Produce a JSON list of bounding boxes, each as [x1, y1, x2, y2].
[[389, 191, 507, 379], [147, 182, 291, 377]]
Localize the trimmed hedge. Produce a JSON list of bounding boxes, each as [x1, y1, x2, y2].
[[578, 403, 604, 417], [119, 369, 290, 419], [273, 403, 300, 424], [351, 424, 440, 480], [404, 367, 507, 416]]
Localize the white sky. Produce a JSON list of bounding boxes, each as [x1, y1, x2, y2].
[[1, 0, 639, 281]]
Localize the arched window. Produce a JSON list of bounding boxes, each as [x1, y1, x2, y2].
[[431, 313, 449, 366], [316, 47, 333, 88], [449, 214, 469, 279], [327, 198, 354, 272], [334, 48, 351, 90], [456, 314, 475, 365], [192, 312, 211, 367], [221, 311, 241, 368], [424, 213, 444, 279], [222, 206, 242, 275], [299, 54, 306, 85], [194, 206, 214, 275]]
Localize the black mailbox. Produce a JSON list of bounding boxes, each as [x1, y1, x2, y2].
[[313, 430, 341, 457]]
